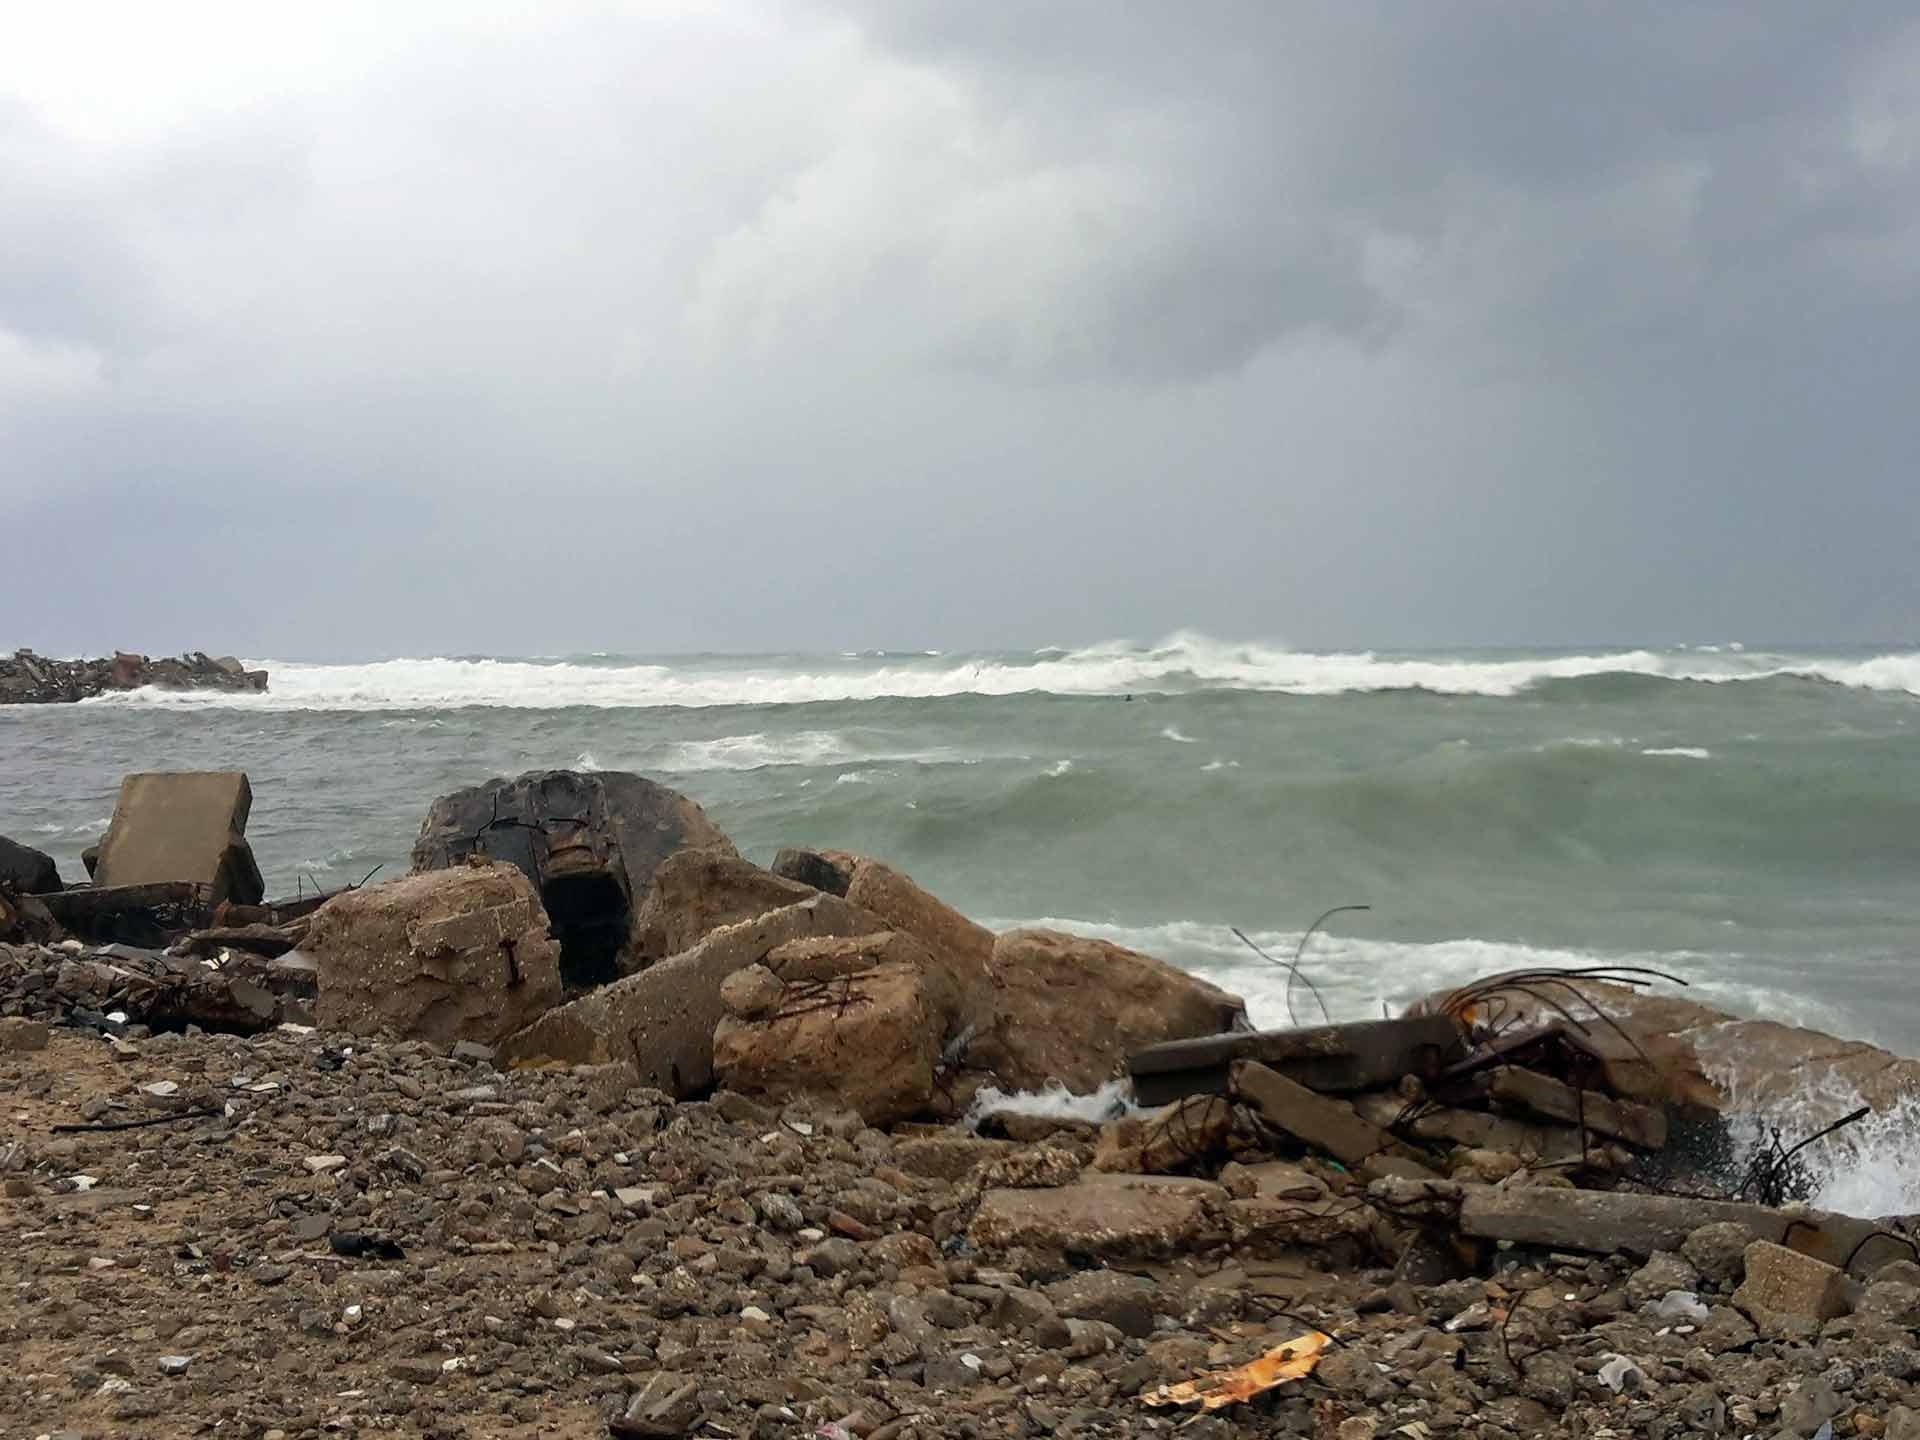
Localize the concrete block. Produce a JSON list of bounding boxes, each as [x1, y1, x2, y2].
[[93, 771, 263, 905], [1734, 1241, 1851, 1321], [1230, 1059, 1386, 1165]]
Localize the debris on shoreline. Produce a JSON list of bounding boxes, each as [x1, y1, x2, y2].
[[4, 766, 1920, 1438], [0, 648, 267, 705]]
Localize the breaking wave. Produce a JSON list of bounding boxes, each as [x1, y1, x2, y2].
[[69, 633, 1920, 710], [991, 916, 1871, 1042]]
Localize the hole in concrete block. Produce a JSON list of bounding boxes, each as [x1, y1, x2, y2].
[[541, 870, 630, 989]]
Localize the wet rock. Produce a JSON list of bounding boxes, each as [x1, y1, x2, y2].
[[308, 860, 563, 1045], [1, 648, 266, 704], [973, 928, 1246, 1095]]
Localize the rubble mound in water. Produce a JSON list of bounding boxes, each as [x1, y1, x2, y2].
[[0, 648, 267, 704]]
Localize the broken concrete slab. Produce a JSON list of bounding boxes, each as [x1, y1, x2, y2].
[[1092, 1096, 1234, 1174], [93, 771, 263, 906], [308, 861, 563, 1046], [969, 1173, 1229, 1258], [1484, 1066, 1668, 1149], [496, 894, 884, 1095], [1452, 1182, 1899, 1275], [1230, 1060, 1388, 1166], [1130, 1014, 1467, 1106], [973, 928, 1247, 1096], [712, 931, 953, 1124], [1734, 1241, 1853, 1322]]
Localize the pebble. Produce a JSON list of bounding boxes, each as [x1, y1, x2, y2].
[[303, 1154, 348, 1174]]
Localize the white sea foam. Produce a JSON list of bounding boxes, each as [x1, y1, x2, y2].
[[987, 914, 1869, 1040], [68, 633, 1920, 710], [653, 731, 858, 771], [1045, 759, 1075, 777], [963, 1078, 1135, 1125], [1160, 726, 1199, 743], [1705, 1059, 1920, 1218], [1641, 746, 1711, 759]]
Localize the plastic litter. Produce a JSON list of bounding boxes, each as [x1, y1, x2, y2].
[[1651, 1290, 1709, 1324], [1598, 1354, 1646, 1394], [1140, 1330, 1329, 1409]]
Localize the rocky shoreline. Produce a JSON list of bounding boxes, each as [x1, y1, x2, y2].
[[1, 649, 268, 705], [3, 766, 1919, 1439]]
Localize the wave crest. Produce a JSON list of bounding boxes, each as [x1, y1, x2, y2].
[[73, 633, 1920, 710]]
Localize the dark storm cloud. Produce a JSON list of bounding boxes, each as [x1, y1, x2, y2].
[[2, 1, 1917, 655]]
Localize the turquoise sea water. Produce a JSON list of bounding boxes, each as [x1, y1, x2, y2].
[[4, 634, 1916, 1052]]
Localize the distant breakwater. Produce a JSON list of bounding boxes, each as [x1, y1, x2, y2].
[[0, 649, 267, 705]]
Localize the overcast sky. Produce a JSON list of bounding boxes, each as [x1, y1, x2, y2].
[[4, 1, 1917, 658]]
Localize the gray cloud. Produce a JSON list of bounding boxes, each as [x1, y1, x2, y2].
[[2, 1, 1917, 656]]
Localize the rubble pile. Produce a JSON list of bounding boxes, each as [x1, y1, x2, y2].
[[4, 766, 1920, 1438], [0, 649, 268, 704]]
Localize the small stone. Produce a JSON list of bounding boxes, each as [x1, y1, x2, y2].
[[719, 964, 786, 1020], [450, 1040, 496, 1063], [1681, 1221, 1752, 1288], [1625, 1250, 1701, 1308], [798, 1238, 862, 1277], [0, 1017, 48, 1052], [620, 1371, 699, 1435], [289, 1213, 333, 1242], [157, 1355, 192, 1376], [303, 1154, 348, 1175], [756, 1193, 805, 1231], [1044, 1270, 1157, 1339]]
